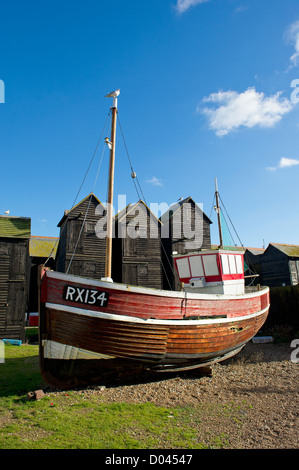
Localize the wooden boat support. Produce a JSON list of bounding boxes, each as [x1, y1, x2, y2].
[[39, 270, 269, 388]]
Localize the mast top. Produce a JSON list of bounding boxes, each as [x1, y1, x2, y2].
[[105, 89, 120, 109], [214, 177, 223, 248]]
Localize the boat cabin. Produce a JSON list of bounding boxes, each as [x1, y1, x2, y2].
[[174, 249, 245, 295]]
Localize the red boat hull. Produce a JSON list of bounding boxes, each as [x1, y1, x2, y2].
[[39, 271, 270, 388]]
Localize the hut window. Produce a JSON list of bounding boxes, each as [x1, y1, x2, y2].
[[138, 264, 148, 276], [86, 223, 94, 234]]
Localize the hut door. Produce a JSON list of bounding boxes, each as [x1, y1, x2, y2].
[[289, 260, 299, 285], [122, 264, 138, 286], [0, 256, 10, 336]]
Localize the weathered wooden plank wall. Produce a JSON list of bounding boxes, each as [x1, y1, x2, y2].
[[56, 194, 107, 280], [265, 285, 299, 330], [0, 238, 30, 341], [114, 201, 163, 289], [260, 245, 291, 287], [161, 198, 212, 290]]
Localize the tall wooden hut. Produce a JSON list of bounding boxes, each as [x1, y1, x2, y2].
[[160, 197, 212, 290], [113, 200, 163, 289], [0, 215, 31, 341], [55, 193, 107, 279]]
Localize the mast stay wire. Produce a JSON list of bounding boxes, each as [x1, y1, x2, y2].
[[43, 110, 112, 268], [117, 112, 175, 289], [218, 193, 243, 247], [217, 191, 258, 282], [117, 114, 146, 202], [66, 137, 109, 274], [210, 191, 237, 247]]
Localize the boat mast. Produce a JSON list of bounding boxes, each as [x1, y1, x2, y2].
[[104, 90, 119, 281], [215, 177, 223, 249]]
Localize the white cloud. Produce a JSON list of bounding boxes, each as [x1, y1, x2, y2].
[[267, 157, 299, 171], [146, 176, 163, 186], [199, 87, 293, 136], [175, 0, 209, 14], [234, 5, 248, 14], [286, 20, 299, 67]]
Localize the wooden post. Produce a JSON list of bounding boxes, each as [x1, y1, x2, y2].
[[105, 105, 117, 280]]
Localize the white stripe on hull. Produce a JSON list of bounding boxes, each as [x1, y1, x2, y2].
[[45, 302, 269, 325], [42, 339, 115, 360]]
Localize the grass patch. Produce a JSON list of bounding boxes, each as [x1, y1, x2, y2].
[[0, 341, 249, 449], [0, 399, 206, 449], [0, 344, 42, 397]]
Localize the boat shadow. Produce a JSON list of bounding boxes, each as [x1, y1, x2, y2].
[[43, 342, 292, 392]]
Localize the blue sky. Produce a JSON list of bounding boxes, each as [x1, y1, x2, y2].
[[1, 0, 299, 248]]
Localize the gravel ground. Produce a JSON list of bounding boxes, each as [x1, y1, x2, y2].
[[73, 341, 299, 449]]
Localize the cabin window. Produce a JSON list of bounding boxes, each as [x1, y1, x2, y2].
[[202, 255, 219, 276], [189, 256, 204, 277], [221, 254, 230, 274], [235, 255, 243, 274], [176, 258, 190, 278], [228, 255, 237, 274], [221, 254, 243, 275]]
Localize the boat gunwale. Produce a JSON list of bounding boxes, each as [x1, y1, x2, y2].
[[45, 270, 269, 301]]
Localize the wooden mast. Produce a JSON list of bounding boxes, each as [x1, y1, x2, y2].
[[104, 91, 119, 280], [215, 177, 223, 249]]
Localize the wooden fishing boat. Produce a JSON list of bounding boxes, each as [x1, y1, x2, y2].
[[39, 90, 270, 388]]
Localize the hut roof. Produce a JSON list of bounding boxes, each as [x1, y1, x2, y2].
[[57, 193, 104, 227], [160, 196, 212, 224], [269, 242, 299, 257], [116, 200, 162, 225], [29, 236, 59, 258], [0, 215, 31, 239]]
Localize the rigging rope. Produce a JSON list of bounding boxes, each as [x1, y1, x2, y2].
[[43, 108, 176, 290], [220, 208, 236, 246], [66, 140, 108, 274], [117, 114, 147, 202], [42, 111, 111, 267], [216, 191, 258, 283], [218, 193, 243, 247], [117, 112, 175, 289]]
